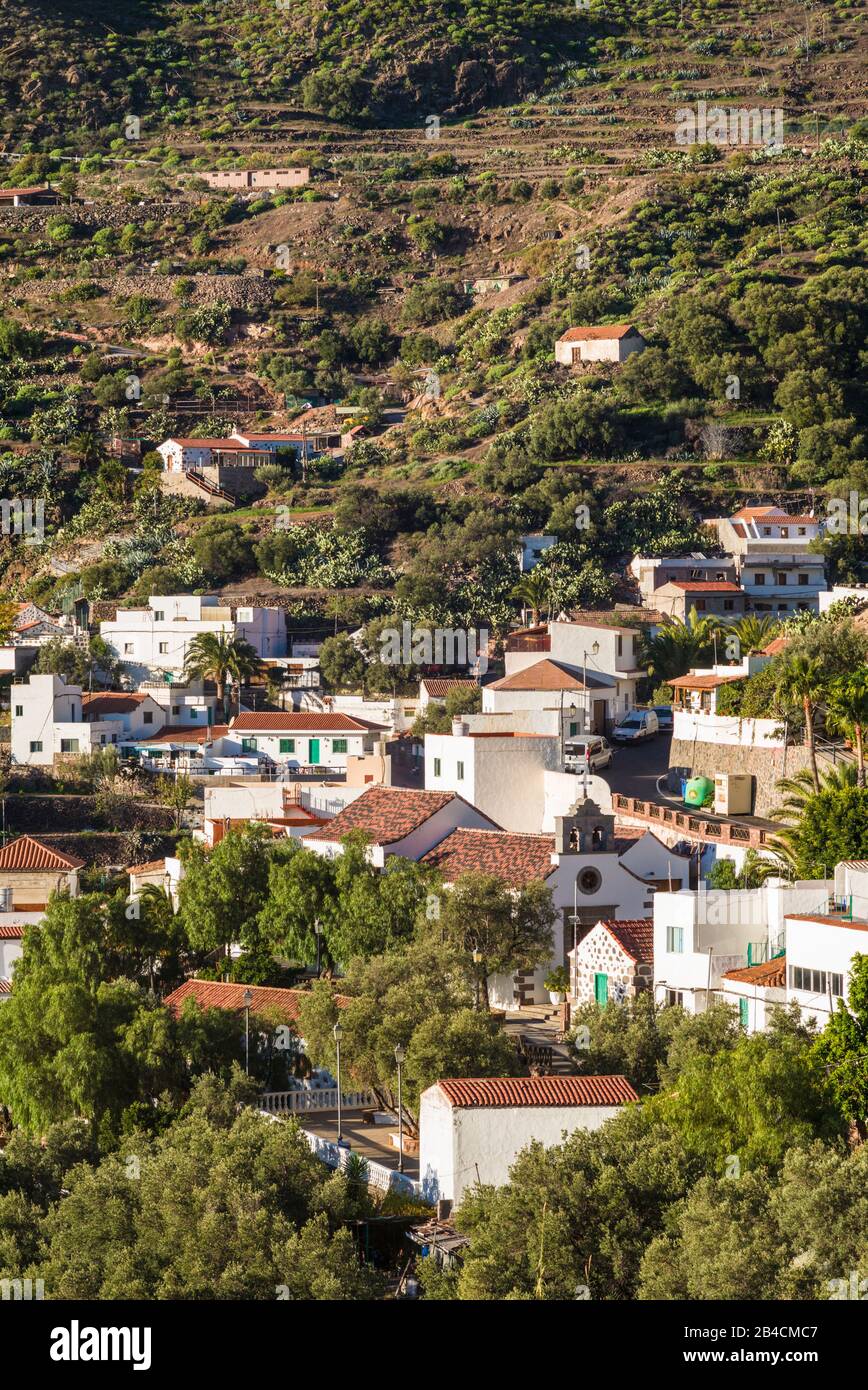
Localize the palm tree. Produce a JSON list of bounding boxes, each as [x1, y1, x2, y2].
[[730, 614, 781, 655], [183, 632, 265, 721], [768, 764, 860, 876], [824, 669, 868, 788], [639, 611, 719, 682], [511, 571, 552, 627], [775, 653, 827, 792]]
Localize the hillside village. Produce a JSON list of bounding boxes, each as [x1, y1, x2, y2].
[[0, 0, 866, 1317]]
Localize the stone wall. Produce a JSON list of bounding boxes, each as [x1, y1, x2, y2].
[[573, 924, 651, 1005], [669, 738, 815, 817]]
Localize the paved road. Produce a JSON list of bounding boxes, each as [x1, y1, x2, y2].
[[598, 732, 673, 805]]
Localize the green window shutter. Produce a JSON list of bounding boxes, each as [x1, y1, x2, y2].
[[569, 722, 578, 737], [739, 996, 749, 1031], [242, 737, 257, 752], [594, 972, 608, 1007], [279, 738, 295, 753], [332, 738, 348, 753]]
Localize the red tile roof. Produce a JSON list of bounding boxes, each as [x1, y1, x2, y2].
[[435, 1075, 639, 1108], [669, 581, 743, 592], [167, 438, 263, 450], [598, 918, 654, 964], [303, 787, 468, 845], [558, 324, 638, 342], [785, 914, 868, 932], [723, 955, 787, 988], [668, 673, 744, 690], [489, 659, 608, 692], [131, 724, 230, 745], [421, 678, 478, 697], [231, 712, 386, 733], [762, 636, 790, 655], [0, 836, 85, 872], [0, 924, 25, 939], [82, 692, 148, 718], [0, 979, 11, 996], [420, 827, 556, 887], [163, 978, 350, 1024], [127, 859, 167, 875]]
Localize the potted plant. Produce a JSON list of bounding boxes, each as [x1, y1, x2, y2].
[[544, 966, 570, 1005]]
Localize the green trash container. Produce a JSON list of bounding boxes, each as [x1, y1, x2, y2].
[[684, 775, 714, 807]]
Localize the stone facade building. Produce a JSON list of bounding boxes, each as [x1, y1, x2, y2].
[[569, 916, 654, 1006]]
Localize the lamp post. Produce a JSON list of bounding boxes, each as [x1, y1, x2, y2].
[[314, 918, 322, 978], [242, 989, 253, 1074], [472, 948, 482, 1011], [333, 1020, 344, 1145], [394, 1044, 406, 1173], [583, 641, 600, 735]]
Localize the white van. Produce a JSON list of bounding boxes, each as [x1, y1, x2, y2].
[[564, 735, 613, 772], [611, 709, 659, 743]]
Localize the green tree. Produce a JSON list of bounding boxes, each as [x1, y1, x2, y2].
[[639, 612, 719, 682], [437, 873, 556, 1011], [775, 654, 827, 792], [177, 825, 286, 973], [182, 631, 265, 720], [814, 955, 868, 1140], [825, 669, 868, 788]]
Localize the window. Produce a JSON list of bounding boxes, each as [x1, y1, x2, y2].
[[172, 706, 180, 716], [60, 738, 79, 754], [124, 643, 134, 654], [797, 527, 806, 536], [241, 738, 257, 752], [100, 735, 106, 744], [433, 758, 441, 776], [456, 760, 464, 780], [798, 573, 809, 586], [30, 741, 43, 753], [569, 722, 579, 737], [158, 642, 169, 654], [617, 635, 623, 657], [775, 572, 787, 585], [753, 573, 765, 585], [694, 599, 706, 611], [0, 889, 10, 910], [189, 709, 198, 719], [666, 924, 685, 953], [153, 610, 165, 622], [665, 989, 684, 1007], [723, 600, 734, 611], [143, 711, 153, 725], [279, 738, 295, 754], [14, 705, 22, 717], [577, 866, 602, 895], [331, 738, 348, 754], [789, 965, 844, 998], [779, 527, 789, 538]]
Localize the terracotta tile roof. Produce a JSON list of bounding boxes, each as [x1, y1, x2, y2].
[[82, 692, 148, 718], [489, 659, 609, 693], [723, 955, 787, 988], [420, 678, 478, 697], [668, 673, 744, 690], [669, 581, 743, 592], [0, 185, 53, 197], [420, 827, 556, 887], [163, 978, 350, 1024], [127, 858, 167, 875], [732, 505, 789, 520], [436, 1075, 639, 1108], [303, 787, 465, 845], [0, 924, 25, 939], [558, 324, 638, 342], [0, 836, 85, 872], [762, 636, 790, 655], [0, 979, 11, 996], [598, 918, 654, 963], [130, 724, 230, 744], [167, 438, 262, 450], [230, 712, 386, 733], [785, 914, 868, 932]]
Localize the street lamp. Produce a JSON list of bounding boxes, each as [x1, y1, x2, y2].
[[314, 918, 322, 978], [472, 948, 483, 1011], [242, 989, 254, 1074], [333, 1020, 344, 1145], [583, 641, 600, 735], [394, 1044, 406, 1173]]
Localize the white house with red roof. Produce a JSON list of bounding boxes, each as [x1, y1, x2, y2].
[[714, 506, 826, 613], [0, 835, 83, 989], [229, 710, 388, 771], [303, 785, 499, 865], [419, 1074, 638, 1205], [554, 323, 645, 366]]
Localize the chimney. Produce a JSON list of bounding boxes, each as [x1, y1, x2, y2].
[[452, 717, 469, 737]]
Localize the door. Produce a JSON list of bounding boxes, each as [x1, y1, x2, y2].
[[739, 996, 749, 1032], [592, 700, 606, 733], [594, 972, 608, 1006], [308, 737, 320, 765]]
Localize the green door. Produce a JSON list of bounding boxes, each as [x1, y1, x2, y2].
[[594, 972, 608, 1006], [309, 737, 320, 764], [739, 996, 749, 1031]]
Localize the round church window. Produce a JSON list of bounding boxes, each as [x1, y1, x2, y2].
[[577, 867, 602, 895]]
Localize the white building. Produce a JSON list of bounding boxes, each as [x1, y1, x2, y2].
[[303, 786, 498, 866], [554, 324, 645, 366], [228, 711, 387, 771], [10, 674, 219, 767], [630, 554, 738, 603], [100, 594, 286, 684], [419, 1075, 638, 1206], [653, 878, 832, 1014], [715, 505, 826, 614], [518, 534, 557, 572]]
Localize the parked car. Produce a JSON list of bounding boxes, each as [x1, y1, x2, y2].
[[564, 735, 613, 772], [653, 705, 674, 732], [612, 709, 659, 742]]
